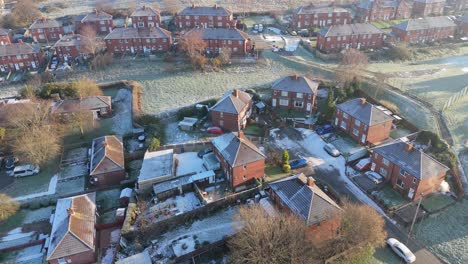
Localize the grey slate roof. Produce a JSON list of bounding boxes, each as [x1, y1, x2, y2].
[[104, 27, 171, 40], [90, 135, 124, 176], [210, 89, 251, 114], [0, 28, 9, 36], [357, 0, 373, 10], [212, 133, 265, 167], [186, 28, 248, 41], [81, 11, 112, 22], [373, 140, 449, 179], [178, 5, 231, 16], [116, 250, 152, 264], [318, 23, 383, 37], [269, 174, 341, 225], [0, 43, 41, 56], [336, 98, 394, 126], [272, 75, 318, 94], [392, 16, 457, 31], [131, 6, 160, 17], [294, 5, 350, 15], [29, 18, 61, 29], [53, 34, 87, 47], [414, 0, 445, 3], [457, 14, 468, 23]]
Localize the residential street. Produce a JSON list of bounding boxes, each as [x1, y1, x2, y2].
[[271, 127, 442, 264]]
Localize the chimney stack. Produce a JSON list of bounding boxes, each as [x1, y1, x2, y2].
[[405, 143, 413, 152], [94, 9, 98, 15], [67, 208, 75, 216], [233, 89, 239, 98], [143, 5, 146, 10], [214, 4, 218, 9], [42, 17, 46, 23], [359, 98, 366, 105], [191, 3, 195, 8], [102, 141, 108, 148], [307, 177, 315, 187]]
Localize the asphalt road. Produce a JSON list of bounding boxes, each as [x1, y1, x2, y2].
[[281, 128, 443, 264]]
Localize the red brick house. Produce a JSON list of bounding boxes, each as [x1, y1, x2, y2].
[[413, 0, 446, 17], [291, 5, 352, 28], [355, 0, 412, 22], [0, 28, 11, 45], [210, 89, 252, 132], [53, 34, 93, 62], [51, 96, 112, 117], [391, 16, 457, 43], [212, 132, 265, 190], [184, 28, 251, 55], [130, 5, 161, 28], [47, 193, 96, 264], [0, 43, 42, 72], [175, 4, 235, 30], [271, 75, 318, 113], [316, 23, 384, 53], [104, 27, 172, 55], [89, 135, 125, 186], [269, 174, 342, 244], [455, 14, 468, 36], [75, 10, 113, 35], [335, 98, 394, 145], [29, 18, 64, 43], [371, 140, 449, 201]]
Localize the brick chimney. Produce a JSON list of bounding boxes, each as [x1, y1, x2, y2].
[[359, 98, 366, 105], [292, 74, 299, 80], [143, 5, 146, 10], [42, 17, 46, 23], [67, 208, 75, 216], [233, 89, 239, 98], [191, 3, 195, 8], [405, 143, 413, 152], [307, 176, 315, 187], [214, 4, 218, 9], [102, 141, 108, 148], [94, 9, 98, 15]]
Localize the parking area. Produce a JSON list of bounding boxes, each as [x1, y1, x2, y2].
[[353, 175, 379, 193]]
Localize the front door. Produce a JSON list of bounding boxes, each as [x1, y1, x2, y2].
[[408, 188, 415, 199], [334, 118, 338, 126], [14, 64, 19, 71], [361, 134, 366, 144], [371, 163, 376, 171], [272, 99, 277, 107], [306, 103, 311, 112]]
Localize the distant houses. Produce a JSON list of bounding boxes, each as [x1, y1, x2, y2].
[[184, 28, 251, 55], [291, 5, 352, 28], [412, 0, 446, 17], [271, 75, 318, 113], [209, 89, 252, 132], [355, 0, 412, 23], [74, 10, 113, 35], [130, 5, 161, 28], [391, 16, 457, 44], [175, 4, 236, 30], [104, 27, 172, 55], [29, 18, 64, 43]]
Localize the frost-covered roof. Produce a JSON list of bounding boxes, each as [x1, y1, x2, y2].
[[138, 149, 174, 183], [294, 5, 350, 15], [90, 135, 124, 176], [185, 28, 248, 41], [131, 6, 160, 17], [51, 96, 111, 114], [372, 140, 449, 179], [210, 89, 251, 114], [269, 174, 341, 225], [178, 5, 231, 16], [272, 75, 318, 94], [318, 23, 383, 37], [0, 43, 41, 57], [29, 18, 61, 29], [81, 10, 112, 22], [212, 133, 265, 167], [53, 34, 88, 47], [392, 16, 456, 31], [104, 27, 171, 40], [153, 170, 215, 194], [336, 98, 394, 126], [47, 193, 96, 260]]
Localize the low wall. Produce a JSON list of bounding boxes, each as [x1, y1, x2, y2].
[[155, 140, 213, 154], [0, 239, 45, 253]]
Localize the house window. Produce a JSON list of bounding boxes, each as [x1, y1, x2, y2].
[[340, 121, 347, 129], [296, 92, 303, 98], [342, 112, 348, 119], [220, 112, 223, 118], [281, 91, 288, 97], [294, 101, 304, 108], [354, 119, 361, 126], [374, 153, 379, 159], [279, 99, 289, 106], [58, 258, 67, 264], [100, 21, 105, 25], [353, 128, 359, 136], [243, 175, 246, 180], [379, 168, 387, 177], [413, 178, 417, 184], [243, 165, 247, 170], [396, 179, 405, 188], [400, 168, 409, 177], [383, 158, 389, 166]]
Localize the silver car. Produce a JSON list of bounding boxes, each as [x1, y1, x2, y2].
[[387, 238, 416, 263], [324, 143, 340, 157]]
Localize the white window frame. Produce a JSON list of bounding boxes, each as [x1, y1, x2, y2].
[[279, 99, 289, 106]]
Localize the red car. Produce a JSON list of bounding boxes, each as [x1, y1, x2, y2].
[[207, 127, 223, 135]]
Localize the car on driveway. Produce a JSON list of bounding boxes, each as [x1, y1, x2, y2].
[[354, 158, 371, 171], [197, 148, 213, 158], [316, 124, 333, 135], [324, 143, 340, 157], [4, 156, 17, 170], [11, 164, 40, 177], [207, 127, 222, 135], [289, 158, 308, 169], [387, 238, 416, 263], [365, 171, 384, 184]]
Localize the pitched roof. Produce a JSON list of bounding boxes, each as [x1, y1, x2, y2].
[[318, 23, 383, 37], [210, 89, 251, 114], [0, 43, 41, 57], [212, 133, 265, 167], [269, 174, 341, 225], [186, 28, 249, 41], [178, 5, 232, 16], [47, 193, 96, 260], [414, 0, 445, 3], [53, 34, 88, 47], [336, 98, 394, 126], [372, 140, 449, 179], [81, 10, 112, 22], [51, 96, 111, 114], [0, 28, 9, 36], [104, 27, 171, 40], [272, 75, 318, 94], [131, 5, 160, 17], [116, 250, 152, 264], [29, 18, 61, 29], [457, 14, 468, 23], [90, 135, 124, 176], [392, 16, 457, 31], [294, 5, 350, 15], [357, 0, 373, 10]]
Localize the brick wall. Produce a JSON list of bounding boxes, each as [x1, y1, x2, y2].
[[203, 38, 250, 55], [413, 2, 445, 16], [31, 27, 64, 43], [91, 170, 126, 186], [271, 89, 316, 112], [175, 14, 235, 29], [105, 37, 172, 55], [317, 32, 383, 53], [0, 51, 43, 72], [392, 26, 456, 43], [291, 11, 351, 28], [48, 250, 96, 264], [131, 16, 161, 28]]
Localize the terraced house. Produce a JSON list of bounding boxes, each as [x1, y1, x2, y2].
[[335, 98, 394, 145], [371, 140, 449, 200], [130, 5, 161, 28], [210, 89, 252, 132], [391, 16, 457, 43], [271, 75, 318, 113], [75, 10, 113, 35], [104, 27, 172, 54], [0, 43, 42, 72], [53, 34, 93, 62], [175, 4, 235, 29], [316, 23, 384, 53], [291, 5, 352, 28], [412, 0, 446, 17], [355, 0, 412, 22], [184, 28, 251, 55], [29, 18, 64, 43], [212, 133, 265, 190]]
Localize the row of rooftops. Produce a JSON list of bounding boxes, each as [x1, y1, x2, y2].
[[357, 0, 446, 11]]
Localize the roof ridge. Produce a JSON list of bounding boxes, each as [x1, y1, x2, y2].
[[307, 189, 315, 223], [231, 136, 242, 167], [239, 137, 266, 158]]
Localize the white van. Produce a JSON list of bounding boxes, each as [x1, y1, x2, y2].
[[12, 165, 40, 177]]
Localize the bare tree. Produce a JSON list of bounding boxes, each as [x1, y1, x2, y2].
[[12, 0, 42, 27], [161, 0, 181, 15], [74, 78, 103, 98], [180, 31, 208, 69], [79, 25, 104, 56], [335, 49, 369, 85], [90, 52, 114, 70], [0, 193, 20, 221], [228, 205, 319, 264], [70, 109, 94, 137]]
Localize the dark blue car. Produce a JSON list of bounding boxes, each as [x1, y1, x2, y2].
[[289, 159, 308, 169], [316, 124, 333, 135]]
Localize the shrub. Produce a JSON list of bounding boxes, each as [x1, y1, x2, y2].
[[146, 137, 160, 152], [282, 150, 290, 164], [386, 44, 412, 61], [379, 100, 399, 113], [282, 164, 291, 173], [416, 131, 457, 169], [176, 107, 197, 120]]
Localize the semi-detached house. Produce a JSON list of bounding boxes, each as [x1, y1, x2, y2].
[[271, 75, 318, 113], [184, 28, 251, 55], [175, 4, 235, 29], [210, 89, 252, 132], [104, 27, 172, 55], [291, 5, 352, 28], [75, 10, 113, 35], [29, 18, 64, 43], [0, 43, 42, 72], [391, 16, 457, 44], [130, 5, 161, 28]]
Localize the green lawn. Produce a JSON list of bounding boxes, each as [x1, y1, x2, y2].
[[421, 193, 456, 213], [244, 124, 264, 137], [372, 185, 408, 210], [265, 164, 291, 182]]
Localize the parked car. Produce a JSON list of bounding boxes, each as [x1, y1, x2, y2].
[[324, 143, 340, 157], [289, 158, 308, 169], [206, 127, 222, 135], [316, 124, 333, 135], [11, 164, 40, 177], [4, 156, 17, 170], [197, 148, 213, 158], [354, 158, 371, 171], [365, 171, 383, 184], [387, 238, 416, 263]]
